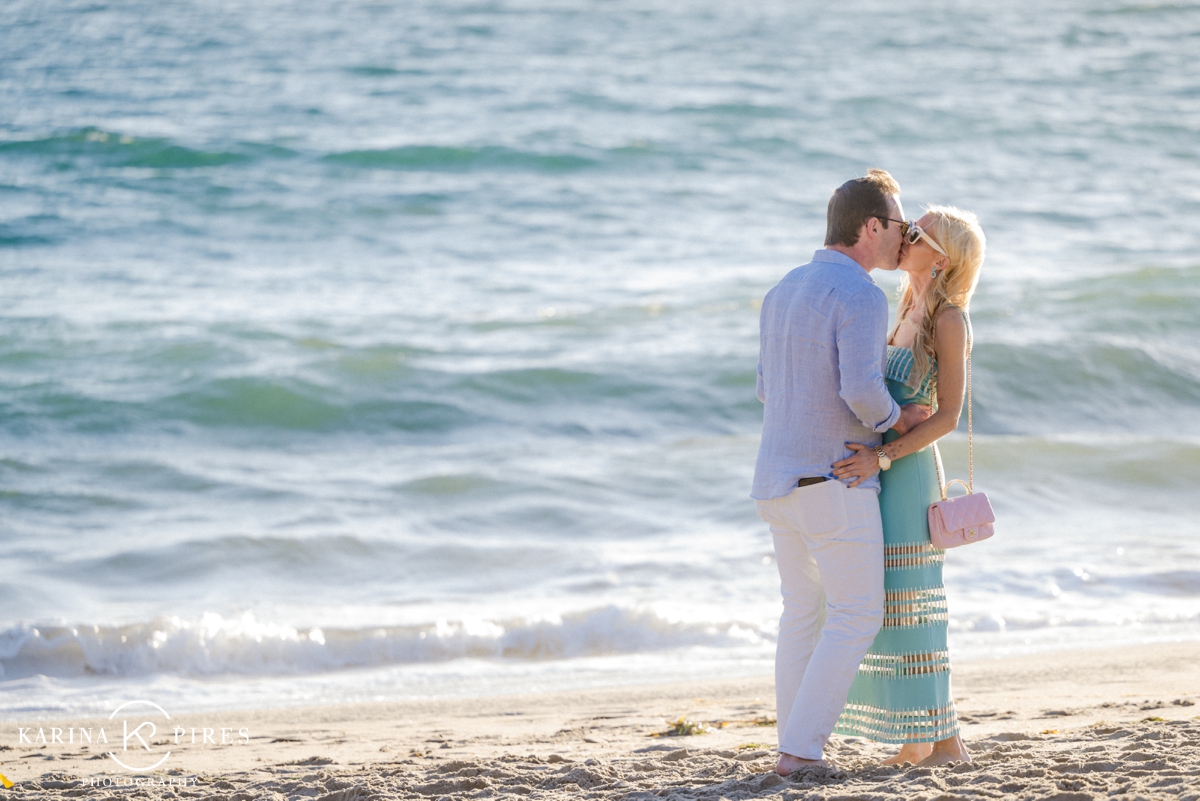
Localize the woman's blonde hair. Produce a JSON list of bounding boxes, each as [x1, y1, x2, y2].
[[893, 204, 986, 390]]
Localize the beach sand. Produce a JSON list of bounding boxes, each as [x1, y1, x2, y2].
[[4, 641, 1200, 799]]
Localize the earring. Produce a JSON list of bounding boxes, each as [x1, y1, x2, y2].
[[931, 267, 938, 278]]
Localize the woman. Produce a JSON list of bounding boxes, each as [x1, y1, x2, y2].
[[829, 205, 986, 766]]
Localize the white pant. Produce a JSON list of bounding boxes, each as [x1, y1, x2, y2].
[[756, 480, 884, 760]]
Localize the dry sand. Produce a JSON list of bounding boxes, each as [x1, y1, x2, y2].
[[3, 641, 1200, 800]]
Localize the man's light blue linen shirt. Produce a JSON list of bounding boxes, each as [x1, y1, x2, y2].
[[751, 249, 901, 499]]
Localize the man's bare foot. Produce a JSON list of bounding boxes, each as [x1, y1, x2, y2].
[[775, 752, 829, 776], [916, 736, 970, 767], [880, 742, 932, 765]]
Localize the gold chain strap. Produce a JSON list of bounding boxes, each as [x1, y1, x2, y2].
[[932, 441, 946, 499], [931, 310, 974, 501], [965, 312, 973, 493]]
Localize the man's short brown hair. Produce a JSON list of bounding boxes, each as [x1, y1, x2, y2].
[[824, 168, 901, 247]]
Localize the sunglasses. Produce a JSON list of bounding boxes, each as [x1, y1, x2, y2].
[[883, 217, 948, 257]]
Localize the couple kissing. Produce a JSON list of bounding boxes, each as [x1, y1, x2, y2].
[[752, 169, 986, 772]]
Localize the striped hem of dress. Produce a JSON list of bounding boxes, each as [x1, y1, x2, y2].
[[884, 542, 945, 570], [882, 587, 948, 629], [834, 702, 960, 744], [858, 649, 952, 678]]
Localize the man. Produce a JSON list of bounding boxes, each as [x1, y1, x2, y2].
[[752, 169, 929, 774]]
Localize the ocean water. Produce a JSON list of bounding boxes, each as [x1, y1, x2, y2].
[[2, 0, 1200, 720]]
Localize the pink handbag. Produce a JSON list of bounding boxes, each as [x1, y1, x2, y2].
[[928, 313, 996, 549], [928, 480, 994, 548]]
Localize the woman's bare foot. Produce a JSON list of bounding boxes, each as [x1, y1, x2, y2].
[[775, 752, 829, 776], [880, 742, 932, 765], [916, 735, 970, 767]]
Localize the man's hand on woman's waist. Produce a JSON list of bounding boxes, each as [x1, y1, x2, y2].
[[891, 403, 932, 437]]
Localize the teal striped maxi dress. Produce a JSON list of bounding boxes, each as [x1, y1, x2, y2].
[[833, 345, 960, 744]]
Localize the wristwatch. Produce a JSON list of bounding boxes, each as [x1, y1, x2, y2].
[[875, 446, 891, 471]]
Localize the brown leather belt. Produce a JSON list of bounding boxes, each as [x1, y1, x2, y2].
[[796, 476, 828, 488]]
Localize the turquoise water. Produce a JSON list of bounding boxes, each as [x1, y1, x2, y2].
[[2, 0, 1200, 717]]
